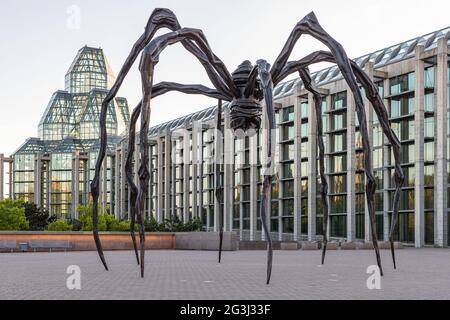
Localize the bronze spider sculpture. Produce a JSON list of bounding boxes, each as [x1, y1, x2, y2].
[[91, 8, 404, 284]]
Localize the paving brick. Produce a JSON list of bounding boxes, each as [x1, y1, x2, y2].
[[0, 249, 448, 300]]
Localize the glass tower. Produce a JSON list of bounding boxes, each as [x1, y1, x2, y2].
[[13, 46, 130, 218]]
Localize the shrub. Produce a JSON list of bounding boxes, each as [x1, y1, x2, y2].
[[77, 203, 107, 231], [183, 218, 203, 232], [76, 203, 138, 232], [163, 216, 185, 232], [47, 219, 72, 231], [144, 217, 165, 232], [69, 219, 82, 231], [0, 199, 29, 231], [110, 220, 138, 232], [144, 216, 204, 232], [22, 202, 56, 231]]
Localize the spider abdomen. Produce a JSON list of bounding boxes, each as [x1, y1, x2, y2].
[[229, 98, 262, 131]]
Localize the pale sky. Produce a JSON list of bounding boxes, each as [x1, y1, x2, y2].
[[0, 0, 449, 156]]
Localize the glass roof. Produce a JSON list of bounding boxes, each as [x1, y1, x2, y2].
[[14, 136, 121, 155]]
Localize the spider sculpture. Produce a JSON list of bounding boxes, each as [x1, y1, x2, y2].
[[91, 8, 405, 284]]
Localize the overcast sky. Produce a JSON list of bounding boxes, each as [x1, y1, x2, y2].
[[0, 0, 449, 155]]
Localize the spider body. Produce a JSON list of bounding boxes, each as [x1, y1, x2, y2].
[[229, 61, 263, 131], [90, 8, 404, 284]]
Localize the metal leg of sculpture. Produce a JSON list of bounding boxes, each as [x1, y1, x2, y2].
[[90, 8, 184, 271], [215, 100, 225, 263], [136, 54, 157, 278], [298, 68, 329, 264], [133, 26, 238, 277], [125, 103, 142, 265], [270, 13, 384, 274], [91, 8, 239, 271], [123, 84, 229, 274], [256, 60, 275, 285]]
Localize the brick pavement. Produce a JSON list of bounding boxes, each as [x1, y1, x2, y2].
[[0, 249, 449, 300]]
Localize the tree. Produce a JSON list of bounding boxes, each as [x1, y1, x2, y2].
[[0, 199, 29, 231], [22, 202, 56, 231]]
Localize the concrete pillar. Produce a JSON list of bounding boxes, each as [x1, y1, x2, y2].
[[364, 62, 375, 242], [325, 95, 332, 241], [382, 78, 391, 242], [9, 159, 13, 200], [34, 153, 42, 208], [347, 89, 356, 242], [0, 154, 13, 201], [434, 38, 449, 247], [249, 131, 258, 241], [192, 122, 200, 219], [183, 130, 191, 222], [114, 148, 120, 219], [164, 132, 172, 220], [276, 111, 283, 242], [197, 126, 204, 223], [237, 136, 245, 239], [307, 93, 317, 241], [223, 108, 234, 232], [157, 137, 164, 222], [72, 153, 80, 218], [148, 142, 153, 220], [0, 154, 4, 200], [213, 122, 220, 233], [170, 135, 177, 219], [414, 45, 425, 248], [293, 96, 303, 241], [206, 127, 214, 231], [120, 141, 127, 218], [102, 156, 108, 212]]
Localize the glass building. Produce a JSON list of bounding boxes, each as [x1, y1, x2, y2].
[[112, 27, 450, 248], [11, 46, 130, 217], [2, 29, 450, 248]]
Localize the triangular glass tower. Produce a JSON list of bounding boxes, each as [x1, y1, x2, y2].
[[13, 46, 130, 217]]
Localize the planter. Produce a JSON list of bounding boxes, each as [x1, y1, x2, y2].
[[0, 231, 175, 251], [175, 232, 238, 251]]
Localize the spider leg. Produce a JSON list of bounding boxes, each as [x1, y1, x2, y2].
[[215, 100, 225, 263], [277, 50, 404, 269], [124, 83, 228, 267], [255, 60, 275, 285], [135, 29, 238, 277], [91, 9, 235, 271], [126, 103, 141, 265], [298, 68, 329, 265], [270, 13, 384, 274]]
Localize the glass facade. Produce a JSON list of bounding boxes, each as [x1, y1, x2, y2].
[[12, 47, 130, 218], [109, 29, 450, 247], [4, 28, 450, 247]]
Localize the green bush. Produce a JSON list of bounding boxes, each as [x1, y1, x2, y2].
[[0, 199, 29, 231], [183, 218, 203, 232], [110, 220, 138, 232], [77, 203, 107, 231], [47, 219, 73, 231], [77, 203, 138, 232], [144, 217, 165, 232], [144, 216, 203, 232], [69, 219, 82, 231], [22, 202, 56, 231]]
